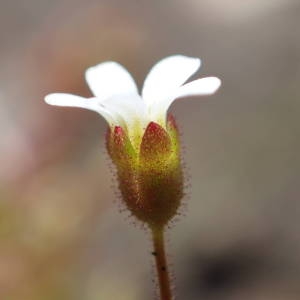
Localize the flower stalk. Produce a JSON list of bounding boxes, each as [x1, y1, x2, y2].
[[152, 226, 173, 300]]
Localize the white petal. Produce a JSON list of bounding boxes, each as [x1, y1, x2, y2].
[[85, 62, 138, 98], [174, 77, 221, 99], [142, 55, 201, 106], [149, 77, 221, 125], [45, 93, 116, 125]]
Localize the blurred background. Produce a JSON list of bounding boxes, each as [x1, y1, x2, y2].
[[0, 0, 300, 299]]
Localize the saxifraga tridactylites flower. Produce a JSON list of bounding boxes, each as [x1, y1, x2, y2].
[[45, 55, 221, 227]]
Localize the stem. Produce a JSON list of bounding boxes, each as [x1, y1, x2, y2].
[[151, 227, 173, 300]]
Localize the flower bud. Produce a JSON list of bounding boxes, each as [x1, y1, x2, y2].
[[107, 115, 183, 227]]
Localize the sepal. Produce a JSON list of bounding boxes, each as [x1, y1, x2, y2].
[[140, 122, 172, 165], [106, 126, 137, 167]]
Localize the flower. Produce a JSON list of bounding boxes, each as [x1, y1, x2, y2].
[[45, 55, 221, 227]]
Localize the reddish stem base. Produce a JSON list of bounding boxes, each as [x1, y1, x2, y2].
[[151, 227, 173, 300]]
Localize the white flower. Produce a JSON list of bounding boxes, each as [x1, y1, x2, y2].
[[45, 55, 221, 147]]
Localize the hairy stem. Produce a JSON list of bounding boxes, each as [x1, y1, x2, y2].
[[151, 227, 173, 300]]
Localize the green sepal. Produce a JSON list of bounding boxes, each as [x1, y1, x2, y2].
[[106, 126, 137, 168], [140, 121, 172, 166]]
